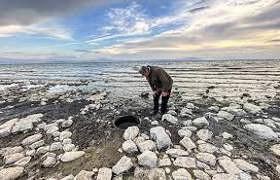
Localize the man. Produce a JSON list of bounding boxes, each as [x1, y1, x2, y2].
[[139, 65, 173, 115]]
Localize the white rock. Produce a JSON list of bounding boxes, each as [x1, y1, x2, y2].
[[60, 151, 85, 162], [276, 164, 280, 174], [2, 146, 23, 156], [96, 167, 112, 180], [29, 140, 44, 149], [150, 126, 172, 150], [270, 144, 280, 156], [0, 118, 18, 137], [198, 143, 218, 153], [192, 117, 209, 128], [137, 151, 158, 168], [123, 126, 139, 140], [37, 146, 50, 155], [197, 129, 213, 141], [22, 133, 43, 146], [14, 156, 31, 167], [217, 111, 235, 121], [178, 127, 192, 138], [4, 153, 25, 164], [172, 168, 192, 180], [26, 149, 36, 156], [212, 173, 239, 180], [180, 137, 196, 150], [243, 103, 262, 114], [233, 159, 259, 173], [75, 170, 94, 180], [63, 144, 76, 152], [60, 130, 72, 141], [50, 142, 63, 151], [222, 132, 233, 139], [158, 156, 172, 167], [196, 153, 216, 166], [137, 140, 156, 153], [62, 138, 72, 145], [151, 121, 159, 126], [166, 149, 189, 157], [112, 156, 133, 175], [244, 124, 278, 140], [12, 114, 43, 133], [218, 156, 241, 174], [61, 175, 75, 180], [180, 108, 193, 117], [239, 171, 252, 180], [209, 106, 220, 112], [42, 156, 57, 168], [0, 167, 24, 180], [174, 157, 196, 168], [193, 169, 211, 180], [61, 119, 73, 128], [162, 114, 178, 124], [122, 140, 138, 154]]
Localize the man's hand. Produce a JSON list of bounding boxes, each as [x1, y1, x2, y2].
[[162, 91, 169, 97], [153, 90, 160, 97]]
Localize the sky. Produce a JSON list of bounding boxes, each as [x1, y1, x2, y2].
[[0, 0, 279, 62]]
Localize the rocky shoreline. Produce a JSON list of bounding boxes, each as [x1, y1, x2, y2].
[[0, 83, 280, 180]]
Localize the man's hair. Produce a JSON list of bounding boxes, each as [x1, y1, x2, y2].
[[139, 66, 149, 75]]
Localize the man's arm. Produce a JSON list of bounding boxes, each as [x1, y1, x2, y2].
[[156, 68, 173, 92]]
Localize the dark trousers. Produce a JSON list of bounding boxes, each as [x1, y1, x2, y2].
[[153, 89, 171, 113]]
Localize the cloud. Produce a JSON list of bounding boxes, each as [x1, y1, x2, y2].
[[0, 0, 119, 26]]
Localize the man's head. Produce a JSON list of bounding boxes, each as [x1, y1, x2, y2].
[[139, 66, 150, 77]]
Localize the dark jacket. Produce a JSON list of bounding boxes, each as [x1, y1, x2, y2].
[[147, 66, 173, 92]]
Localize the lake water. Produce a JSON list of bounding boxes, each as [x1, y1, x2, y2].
[[0, 60, 279, 101]]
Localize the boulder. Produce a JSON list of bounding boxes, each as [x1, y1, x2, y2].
[[75, 170, 94, 180], [50, 142, 63, 151], [137, 151, 158, 168], [122, 140, 138, 154], [136, 140, 156, 153], [123, 126, 139, 140], [150, 126, 172, 150], [212, 173, 239, 180], [166, 149, 189, 157], [178, 127, 192, 138], [193, 170, 211, 180], [112, 156, 133, 175], [233, 159, 259, 172], [270, 144, 280, 156], [14, 156, 31, 167]]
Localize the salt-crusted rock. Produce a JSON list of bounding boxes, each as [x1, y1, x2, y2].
[[112, 156, 133, 175], [180, 137, 196, 150], [158, 155, 172, 167], [45, 124, 59, 135], [162, 114, 178, 124], [0, 118, 18, 137], [196, 153, 216, 166], [197, 129, 213, 141], [138, 151, 158, 168], [212, 173, 239, 180], [61, 119, 73, 128], [244, 123, 278, 140], [60, 151, 85, 162], [29, 140, 44, 149], [218, 156, 241, 174], [37, 146, 50, 155], [193, 169, 211, 180], [166, 149, 189, 157], [42, 156, 57, 168], [50, 142, 63, 151], [137, 140, 156, 153], [233, 159, 259, 172], [63, 144, 76, 152], [75, 170, 94, 180], [22, 133, 43, 146], [4, 153, 25, 165], [178, 127, 192, 138], [270, 144, 280, 156], [2, 146, 24, 156], [150, 126, 172, 150], [217, 111, 235, 121], [96, 167, 112, 180], [14, 156, 31, 167], [123, 126, 139, 140], [59, 131, 72, 141], [12, 114, 43, 133], [122, 140, 138, 154], [172, 168, 192, 180], [243, 103, 262, 114], [61, 175, 75, 180], [192, 117, 209, 128], [0, 167, 24, 180], [222, 132, 233, 139], [198, 143, 218, 153], [134, 167, 166, 179], [174, 157, 196, 168]]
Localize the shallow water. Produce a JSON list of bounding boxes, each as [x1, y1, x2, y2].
[[0, 60, 279, 101]]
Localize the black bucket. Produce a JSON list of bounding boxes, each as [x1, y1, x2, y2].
[[114, 116, 140, 129]]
